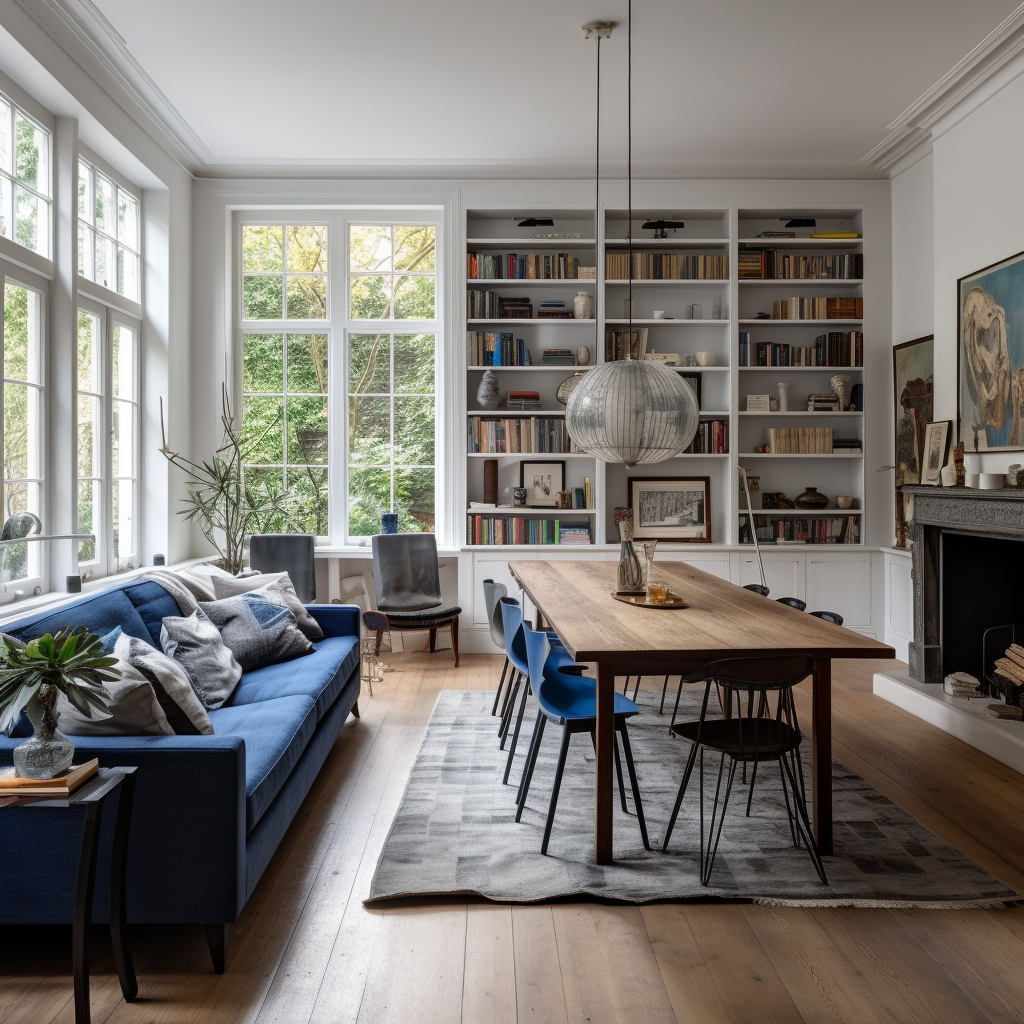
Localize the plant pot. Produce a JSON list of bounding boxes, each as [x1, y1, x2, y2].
[[14, 685, 75, 780]]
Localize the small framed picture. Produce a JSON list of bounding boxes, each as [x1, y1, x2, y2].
[[628, 476, 711, 542], [680, 373, 702, 410], [520, 460, 565, 508], [921, 420, 952, 486], [746, 394, 771, 412]]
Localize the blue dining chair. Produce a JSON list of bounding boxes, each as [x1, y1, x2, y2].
[[482, 579, 512, 717], [515, 622, 651, 856]]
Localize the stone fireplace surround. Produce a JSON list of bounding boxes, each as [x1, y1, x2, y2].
[[874, 485, 1024, 774]]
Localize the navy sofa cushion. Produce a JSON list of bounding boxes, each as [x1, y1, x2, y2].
[[227, 635, 359, 721], [122, 580, 182, 649], [4, 589, 151, 644], [208, 694, 318, 832]]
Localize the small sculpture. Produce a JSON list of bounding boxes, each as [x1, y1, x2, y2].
[[576, 345, 592, 366], [476, 369, 501, 409], [573, 292, 593, 320], [953, 441, 966, 486], [829, 374, 851, 411]]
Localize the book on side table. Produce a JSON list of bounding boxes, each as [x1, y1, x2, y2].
[[0, 758, 100, 797]]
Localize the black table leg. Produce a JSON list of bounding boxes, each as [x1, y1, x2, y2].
[[73, 801, 103, 1024], [109, 770, 138, 1001]]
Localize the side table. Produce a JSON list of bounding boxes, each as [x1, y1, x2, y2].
[[1, 766, 139, 1024]]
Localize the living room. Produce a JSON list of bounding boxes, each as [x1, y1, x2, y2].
[[2, 1, 1024, 1022]]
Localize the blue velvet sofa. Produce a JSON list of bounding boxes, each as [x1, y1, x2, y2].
[[0, 578, 361, 972]]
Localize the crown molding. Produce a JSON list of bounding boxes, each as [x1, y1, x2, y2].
[[8, 0, 211, 172], [863, 3, 1024, 173]]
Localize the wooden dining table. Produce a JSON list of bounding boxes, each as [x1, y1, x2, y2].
[[508, 559, 895, 865]]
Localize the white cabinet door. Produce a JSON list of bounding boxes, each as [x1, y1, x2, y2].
[[806, 553, 871, 626], [738, 552, 804, 600]]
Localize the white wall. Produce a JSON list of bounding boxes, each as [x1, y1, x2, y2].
[[891, 152, 934, 346]]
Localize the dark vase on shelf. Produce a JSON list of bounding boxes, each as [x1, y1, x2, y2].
[[795, 486, 830, 510]]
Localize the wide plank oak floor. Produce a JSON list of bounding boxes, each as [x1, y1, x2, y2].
[[2, 654, 1024, 1024]]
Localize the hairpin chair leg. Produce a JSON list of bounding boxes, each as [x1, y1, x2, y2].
[[658, 675, 672, 714], [662, 738, 700, 850], [622, 676, 631, 695], [617, 722, 651, 850], [630, 676, 643, 701], [780, 754, 828, 883], [701, 754, 739, 886], [491, 657, 511, 716]]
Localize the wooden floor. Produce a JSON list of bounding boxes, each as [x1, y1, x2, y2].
[[4, 654, 1024, 1024]]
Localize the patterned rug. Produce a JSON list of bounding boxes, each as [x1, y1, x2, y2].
[[367, 689, 1019, 907]]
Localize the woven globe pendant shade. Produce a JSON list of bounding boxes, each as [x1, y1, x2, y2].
[[565, 359, 700, 467]]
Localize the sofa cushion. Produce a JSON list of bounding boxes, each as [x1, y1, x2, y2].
[[211, 573, 324, 641], [227, 635, 359, 720], [122, 580, 182, 649], [199, 593, 313, 671], [161, 609, 242, 710], [207, 695, 318, 831], [4, 588, 151, 645]]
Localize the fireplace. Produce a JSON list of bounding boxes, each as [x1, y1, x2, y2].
[[906, 486, 1024, 686]]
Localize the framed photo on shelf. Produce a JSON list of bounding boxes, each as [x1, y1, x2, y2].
[[958, 250, 1024, 452], [627, 476, 711, 543], [892, 334, 933, 547], [921, 420, 952, 486], [520, 460, 565, 508], [680, 373, 702, 410]]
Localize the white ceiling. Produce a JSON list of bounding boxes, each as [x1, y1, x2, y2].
[[93, 0, 1020, 177]]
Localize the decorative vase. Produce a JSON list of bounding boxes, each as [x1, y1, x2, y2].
[[476, 369, 501, 410], [573, 292, 593, 320], [575, 345, 591, 366], [380, 512, 399, 534], [829, 374, 850, 411], [795, 486, 830, 510], [640, 540, 658, 590], [616, 518, 643, 593], [777, 382, 789, 412], [13, 685, 75, 780]]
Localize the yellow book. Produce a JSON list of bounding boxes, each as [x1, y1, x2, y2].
[[811, 232, 861, 239]]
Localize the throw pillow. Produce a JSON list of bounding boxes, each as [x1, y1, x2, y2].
[[116, 632, 215, 734], [198, 593, 314, 672], [160, 608, 242, 710], [211, 572, 324, 641]]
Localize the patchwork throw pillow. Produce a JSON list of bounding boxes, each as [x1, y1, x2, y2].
[[160, 608, 242, 710], [211, 571, 324, 641], [198, 593, 314, 672]]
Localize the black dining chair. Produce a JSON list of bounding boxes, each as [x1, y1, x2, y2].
[[809, 610, 844, 625], [661, 655, 826, 887], [249, 533, 316, 602], [743, 583, 770, 597], [775, 596, 807, 611]]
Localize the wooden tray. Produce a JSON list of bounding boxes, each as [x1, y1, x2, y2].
[[611, 591, 688, 609]]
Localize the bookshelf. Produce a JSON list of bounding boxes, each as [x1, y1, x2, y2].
[[461, 205, 868, 550]]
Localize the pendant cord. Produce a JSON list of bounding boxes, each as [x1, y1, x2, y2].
[[627, 0, 632, 332], [596, 33, 601, 357]]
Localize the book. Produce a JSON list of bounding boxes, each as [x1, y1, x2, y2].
[[0, 758, 99, 797]]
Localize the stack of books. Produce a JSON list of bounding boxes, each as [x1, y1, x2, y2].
[[467, 292, 534, 319], [738, 250, 863, 280], [506, 391, 542, 411], [832, 437, 863, 454], [766, 427, 834, 454], [556, 486, 591, 509], [0, 759, 99, 800], [541, 349, 576, 366], [770, 297, 863, 320], [537, 301, 574, 320]]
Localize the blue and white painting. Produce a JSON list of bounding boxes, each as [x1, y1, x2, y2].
[[959, 250, 1024, 452]]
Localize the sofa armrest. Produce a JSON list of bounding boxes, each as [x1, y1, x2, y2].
[[306, 604, 360, 639]]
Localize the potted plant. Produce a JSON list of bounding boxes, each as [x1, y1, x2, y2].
[[0, 628, 118, 779]]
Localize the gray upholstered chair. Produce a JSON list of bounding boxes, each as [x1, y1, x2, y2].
[[364, 533, 461, 666], [482, 578, 513, 716], [249, 533, 316, 602]]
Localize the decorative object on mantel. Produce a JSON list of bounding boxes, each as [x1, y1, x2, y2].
[[944, 671, 982, 698], [1007, 464, 1023, 487], [921, 420, 952, 486], [476, 369, 501, 410], [0, 628, 117, 779], [959, 250, 1024, 453], [613, 508, 644, 594], [893, 335, 934, 547], [795, 486, 829, 510], [941, 464, 957, 487]]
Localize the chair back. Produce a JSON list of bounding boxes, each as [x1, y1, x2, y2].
[[775, 596, 807, 612], [520, 620, 551, 691], [743, 583, 770, 597], [809, 610, 844, 625], [482, 578, 508, 647], [249, 533, 316, 603], [371, 533, 442, 612], [706, 655, 814, 695], [498, 597, 528, 675]]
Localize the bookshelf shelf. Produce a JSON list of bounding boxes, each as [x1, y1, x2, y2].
[[738, 508, 862, 516], [466, 365, 595, 372], [606, 279, 729, 287], [468, 508, 597, 517], [605, 318, 729, 326], [738, 365, 863, 372], [738, 238, 862, 249], [738, 410, 863, 417], [467, 452, 593, 459], [467, 318, 595, 325], [738, 452, 863, 459], [739, 279, 863, 287], [467, 237, 596, 247], [467, 410, 565, 417], [738, 319, 863, 326], [467, 278, 596, 286], [606, 238, 728, 247]]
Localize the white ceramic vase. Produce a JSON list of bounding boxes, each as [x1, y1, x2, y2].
[[777, 382, 789, 411], [573, 292, 593, 319]]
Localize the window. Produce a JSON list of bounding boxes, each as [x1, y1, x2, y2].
[[2, 276, 45, 593], [77, 303, 140, 578], [78, 158, 140, 300], [0, 93, 51, 258], [238, 216, 440, 545]]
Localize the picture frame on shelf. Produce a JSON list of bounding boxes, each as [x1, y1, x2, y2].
[[520, 460, 565, 508], [627, 476, 711, 543], [746, 394, 770, 412], [892, 335, 933, 547], [921, 420, 952, 486], [958, 250, 1024, 453], [679, 373, 702, 410]]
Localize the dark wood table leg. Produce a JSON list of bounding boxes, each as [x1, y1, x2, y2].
[[109, 771, 138, 1002], [595, 660, 615, 864], [74, 801, 103, 1024], [811, 656, 834, 856]]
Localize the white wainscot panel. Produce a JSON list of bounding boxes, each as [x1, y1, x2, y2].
[[739, 551, 804, 601], [806, 552, 871, 626], [885, 553, 913, 634], [675, 555, 732, 581]]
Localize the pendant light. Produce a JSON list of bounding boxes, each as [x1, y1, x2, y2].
[[568, 4, 699, 468]]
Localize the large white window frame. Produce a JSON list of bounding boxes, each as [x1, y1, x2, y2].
[[77, 153, 141, 302], [0, 88, 52, 261], [235, 209, 444, 549]]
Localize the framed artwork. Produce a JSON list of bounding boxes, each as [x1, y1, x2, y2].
[[627, 476, 711, 542], [921, 420, 952, 486], [519, 460, 565, 508], [958, 250, 1024, 452], [680, 373, 702, 410], [892, 335, 933, 546]]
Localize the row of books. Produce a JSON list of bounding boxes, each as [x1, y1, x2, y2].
[[506, 390, 541, 410], [556, 483, 592, 509], [466, 516, 592, 546], [684, 419, 728, 454], [467, 292, 533, 319], [541, 348, 576, 365], [766, 427, 834, 454], [467, 331, 529, 367], [605, 328, 649, 362], [605, 252, 728, 280], [769, 297, 863, 320], [739, 331, 863, 367], [740, 515, 861, 545], [468, 252, 584, 280], [738, 250, 863, 280], [468, 417, 570, 453], [832, 437, 863, 453]]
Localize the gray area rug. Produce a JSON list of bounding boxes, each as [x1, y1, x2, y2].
[[367, 689, 1019, 907]]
